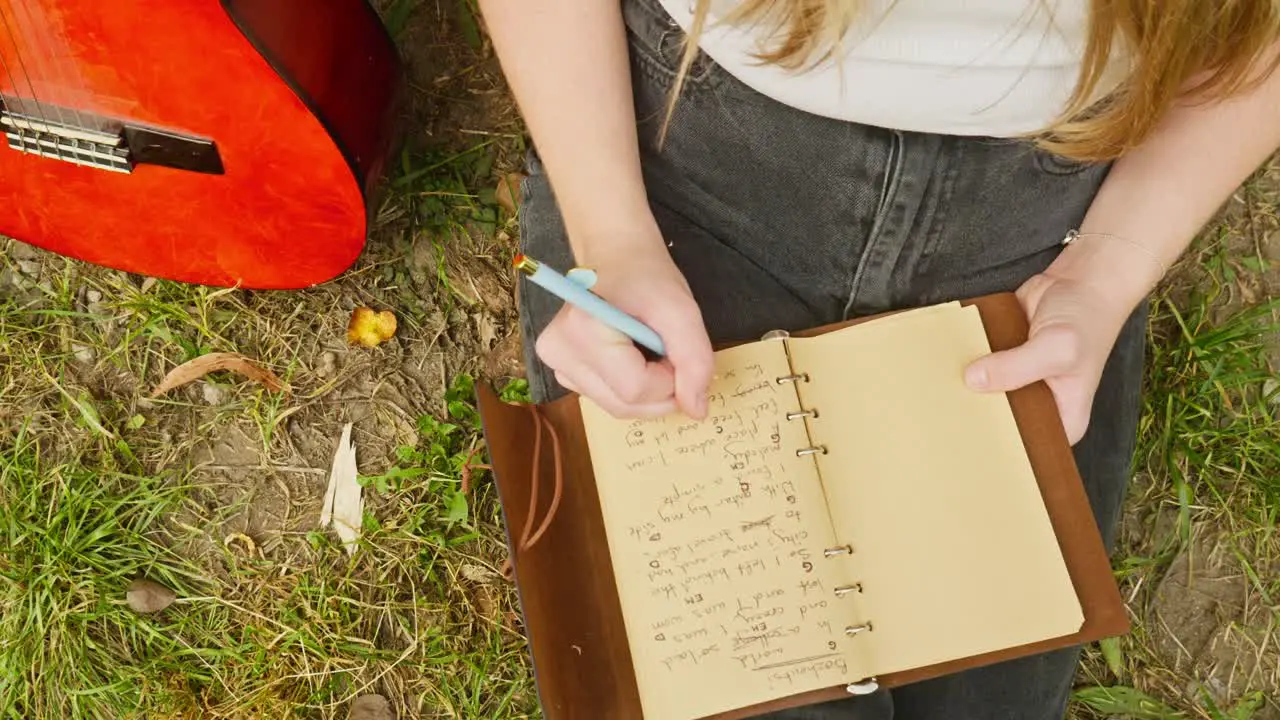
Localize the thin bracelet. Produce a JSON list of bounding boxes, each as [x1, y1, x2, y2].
[[1062, 229, 1169, 278]]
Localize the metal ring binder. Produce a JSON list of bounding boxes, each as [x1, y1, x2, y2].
[[763, 331, 875, 689], [776, 373, 810, 384], [844, 622, 874, 636], [845, 678, 880, 695]]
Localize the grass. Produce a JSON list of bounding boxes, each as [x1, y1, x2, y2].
[[1146, 293, 1280, 513], [0, 427, 197, 720], [1070, 291, 1280, 718], [0, 273, 540, 718], [1069, 173, 1280, 719], [2, 4, 1279, 719]]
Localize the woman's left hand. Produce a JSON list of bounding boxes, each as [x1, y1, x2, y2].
[[962, 270, 1136, 444]]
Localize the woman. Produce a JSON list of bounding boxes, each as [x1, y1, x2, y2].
[[475, 0, 1280, 717]]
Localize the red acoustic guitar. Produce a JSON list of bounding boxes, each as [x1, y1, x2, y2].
[[0, 0, 401, 289]]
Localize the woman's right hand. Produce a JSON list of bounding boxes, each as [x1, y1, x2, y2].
[[534, 226, 714, 421], [479, 0, 702, 416]]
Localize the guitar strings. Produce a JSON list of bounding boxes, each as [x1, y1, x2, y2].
[[0, 7, 34, 151], [0, 1, 65, 161], [43, 14, 99, 138], [0, 10, 24, 102], [12, 0, 96, 147], [0, 3, 58, 158], [10, 0, 79, 161], [53, 49, 97, 138], [0, 22, 24, 109]]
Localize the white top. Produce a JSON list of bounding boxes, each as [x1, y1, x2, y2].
[[656, 0, 1127, 136]]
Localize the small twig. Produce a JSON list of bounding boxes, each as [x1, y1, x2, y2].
[[179, 596, 300, 636], [460, 442, 491, 495], [458, 128, 524, 139], [201, 464, 325, 476]]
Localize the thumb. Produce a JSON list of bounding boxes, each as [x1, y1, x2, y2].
[[964, 325, 1077, 393]]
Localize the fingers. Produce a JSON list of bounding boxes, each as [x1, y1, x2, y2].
[[555, 368, 677, 418], [964, 324, 1080, 393], [535, 280, 714, 420], [536, 307, 679, 418], [645, 303, 715, 419], [976, 272, 1110, 444], [965, 324, 1095, 443]]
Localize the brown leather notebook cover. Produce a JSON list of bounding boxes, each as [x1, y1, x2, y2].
[[477, 292, 1130, 720]]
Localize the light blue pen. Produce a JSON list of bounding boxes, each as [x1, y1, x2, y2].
[[514, 253, 667, 356]]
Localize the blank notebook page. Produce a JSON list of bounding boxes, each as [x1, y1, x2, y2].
[[788, 303, 1084, 676]]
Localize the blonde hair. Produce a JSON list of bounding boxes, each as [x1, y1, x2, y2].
[[665, 0, 1280, 162]]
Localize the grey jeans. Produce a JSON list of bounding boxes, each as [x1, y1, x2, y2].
[[514, 0, 1146, 717]]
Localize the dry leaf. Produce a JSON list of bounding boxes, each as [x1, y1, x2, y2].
[[224, 532, 258, 556], [495, 172, 525, 215], [475, 312, 497, 351], [319, 423, 363, 555], [347, 307, 398, 348], [475, 585, 497, 620], [460, 563, 495, 584], [151, 352, 286, 397], [72, 343, 95, 364], [348, 694, 394, 720], [316, 351, 338, 379], [1238, 277, 1258, 305], [126, 578, 176, 613]]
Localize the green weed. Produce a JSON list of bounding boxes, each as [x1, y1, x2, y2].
[[360, 374, 526, 543], [1074, 685, 1187, 719], [0, 428, 200, 720], [1141, 292, 1280, 521]]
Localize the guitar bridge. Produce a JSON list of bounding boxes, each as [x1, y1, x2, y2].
[[2, 110, 131, 173], [0, 95, 224, 175]]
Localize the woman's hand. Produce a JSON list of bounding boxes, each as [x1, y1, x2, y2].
[[967, 38, 1280, 442], [962, 238, 1157, 444], [534, 224, 715, 420], [478, 0, 704, 419]]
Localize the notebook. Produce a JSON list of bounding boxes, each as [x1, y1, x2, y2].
[[476, 293, 1129, 720]]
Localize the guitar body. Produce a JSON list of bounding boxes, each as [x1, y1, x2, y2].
[[0, 0, 402, 289]]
